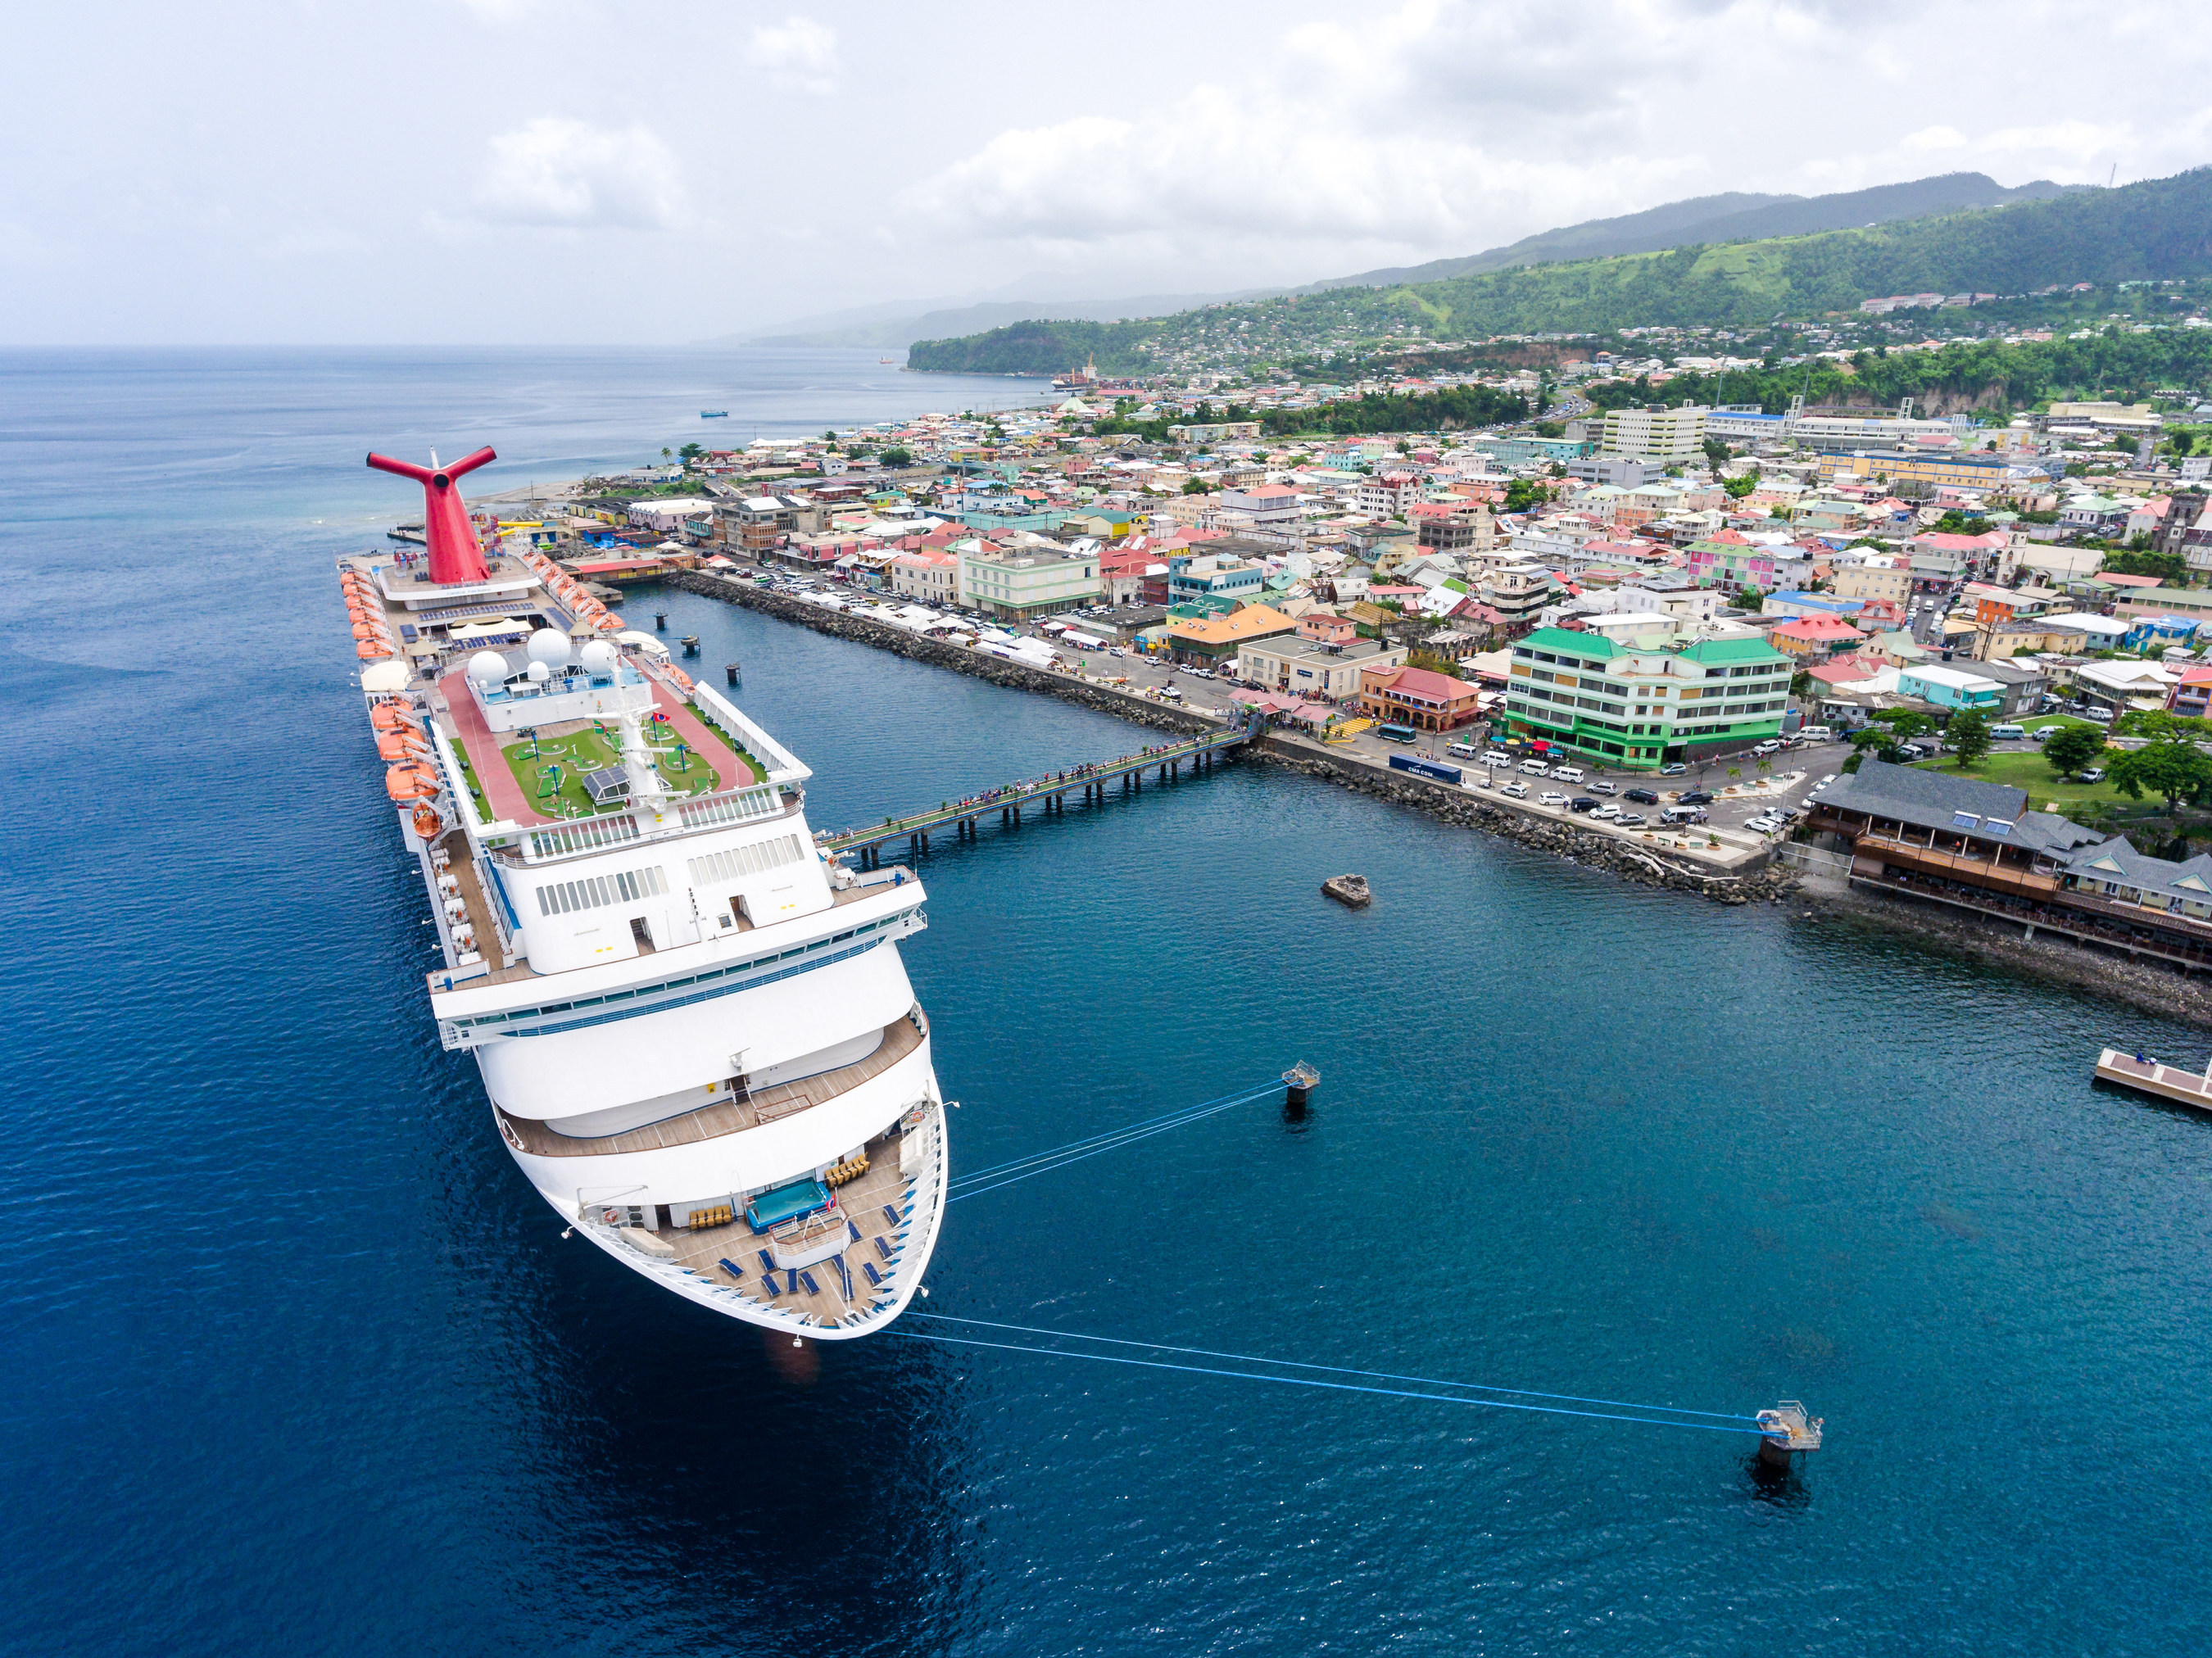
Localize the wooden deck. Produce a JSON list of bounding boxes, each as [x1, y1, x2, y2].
[[495, 1007, 927, 1156], [2095, 1048, 2212, 1112], [662, 1120, 927, 1325]]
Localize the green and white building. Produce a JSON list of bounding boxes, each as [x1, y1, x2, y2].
[[958, 541, 1102, 622], [1501, 626, 1793, 768]]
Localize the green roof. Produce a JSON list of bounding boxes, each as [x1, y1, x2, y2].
[[1518, 627, 1622, 658], [1679, 636, 1789, 664]]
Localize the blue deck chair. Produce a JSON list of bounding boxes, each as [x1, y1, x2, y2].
[[799, 1271, 822, 1295], [882, 1205, 900, 1226], [757, 1249, 775, 1272], [718, 1257, 746, 1281], [831, 1256, 854, 1299], [847, 1220, 862, 1243], [875, 1236, 895, 1262], [863, 1261, 884, 1288]]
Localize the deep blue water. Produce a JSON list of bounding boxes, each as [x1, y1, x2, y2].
[[3, 350, 2210, 1656]]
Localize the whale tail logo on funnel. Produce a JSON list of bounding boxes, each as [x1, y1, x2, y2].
[[367, 446, 497, 585]]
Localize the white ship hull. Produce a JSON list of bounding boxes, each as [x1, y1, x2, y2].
[[344, 528, 947, 1340]]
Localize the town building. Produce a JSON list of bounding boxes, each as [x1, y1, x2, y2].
[[1358, 664, 1484, 732], [1895, 664, 2004, 711], [1500, 627, 1793, 768], [1766, 613, 1866, 659], [1601, 403, 1707, 463], [959, 542, 1101, 621], [1238, 635, 1407, 700], [889, 549, 960, 604], [1167, 553, 1267, 607], [1807, 759, 2212, 972], [1163, 602, 1298, 668]]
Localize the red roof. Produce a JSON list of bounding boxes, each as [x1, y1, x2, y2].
[[1770, 614, 1864, 641]]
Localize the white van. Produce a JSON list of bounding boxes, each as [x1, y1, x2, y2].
[[1989, 723, 2028, 741], [1797, 725, 1834, 743], [1661, 804, 1710, 826]]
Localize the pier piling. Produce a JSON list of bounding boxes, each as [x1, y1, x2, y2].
[[725, 663, 740, 687]]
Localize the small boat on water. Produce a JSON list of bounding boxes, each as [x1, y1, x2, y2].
[[701, 410, 729, 418], [1321, 873, 1371, 908], [2094, 1047, 2212, 1112], [388, 523, 425, 546]]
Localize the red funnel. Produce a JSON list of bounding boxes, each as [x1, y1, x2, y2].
[[366, 446, 497, 584]]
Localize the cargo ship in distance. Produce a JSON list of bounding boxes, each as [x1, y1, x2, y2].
[[344, 445, 947, 1339]]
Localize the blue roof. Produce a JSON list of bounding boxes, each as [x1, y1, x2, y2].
[[1770, 591, 1865, 614]]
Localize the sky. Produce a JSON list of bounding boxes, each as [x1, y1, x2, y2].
[[5, 0, 2209, 345]]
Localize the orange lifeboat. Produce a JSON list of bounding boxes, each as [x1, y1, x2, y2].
[[385, 763, 440, 802], [667, 667, 693, 691], [376, 732, 428, 762], [358, 643, 396, 660], [599, 614, 624, 630], [370, 704, 422, 733], [411, 804, 443, 840], [351, 623, 380, 641]]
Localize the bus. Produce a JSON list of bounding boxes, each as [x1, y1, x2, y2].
[[1376, 723, 1420, 743]]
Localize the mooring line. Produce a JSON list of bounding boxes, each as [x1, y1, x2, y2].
[[897, 1330, 1756, 1434], [947, 1085, 1281, 1204], [909, 1314, 1760, 1423], [950, 1080, 1281, 1187]]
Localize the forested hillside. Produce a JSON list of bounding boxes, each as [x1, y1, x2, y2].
[[908, 169, 2212, 377]]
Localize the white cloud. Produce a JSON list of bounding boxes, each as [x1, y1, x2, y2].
[[746, 16, 838, 96], [474, 118, 687, 229], [1902, 125, 1969, 153], [897, 0, 2208, 283]]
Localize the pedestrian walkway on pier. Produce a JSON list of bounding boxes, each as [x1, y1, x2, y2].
[[821, 711, 1261, 865]]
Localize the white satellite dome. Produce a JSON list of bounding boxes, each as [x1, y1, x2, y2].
[[466, 650, 508, 686], [527, 627, 573, 669], [526, 660, 551, 683], [578, 639, 618, 676]]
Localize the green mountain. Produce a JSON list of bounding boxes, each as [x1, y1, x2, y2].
[[908, 168, 2212, 377], [1301, 171, 2077, 292]]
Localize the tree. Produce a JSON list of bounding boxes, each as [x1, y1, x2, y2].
[[1181, 478, 1217, 495], [2106, 739, 2212, 813], [1702, 437, 1730, 472], [2042, 723, 2107, 779], [1736, 587, 1764, 609], [1948, 709, 1992, 768], [1723, 473, 1758, 499], [880, 446, 913, 467], [678, 442, 703, 463], [660, 447, 673, 462]]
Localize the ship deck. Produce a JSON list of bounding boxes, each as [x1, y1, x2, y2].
[[433, 665, 751, 828], [659, 1123, 923, 1325], [495, 1008, 927, 1157]]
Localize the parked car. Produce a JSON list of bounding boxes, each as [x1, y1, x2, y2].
[[1569, 796, 1599, 813], [1539, 790, 1568, 806], [2083, 707, 2115, 723], [1625, 787, 1661, 804], [2080, 767, 2107, 782], [1752, 741, 1783, 757], [1588, 780, 1620, 795], [1500, 781, 1530, 798], [1680, 790, 1715, 805], [1484, 751, 1514, 768], [1746, 815, 1783, 834], [1550, 765, 1585, 783], [1616, 812, 1647, 827], [1591, 803, 1622, 821], [1660, 763, 1688, 776], [1519, 759, 1550, 776]]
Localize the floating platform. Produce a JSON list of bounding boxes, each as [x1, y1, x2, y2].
[[2094, 1047, 2212, 1112]]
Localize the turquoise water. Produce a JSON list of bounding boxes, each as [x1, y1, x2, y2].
[[3, 350, 2210, 1656]]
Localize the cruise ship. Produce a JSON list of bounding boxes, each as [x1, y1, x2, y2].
[[343, 446, 947, 1339]]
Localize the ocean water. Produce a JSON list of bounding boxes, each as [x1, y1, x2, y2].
[[3, 350, 2210, 1657]]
